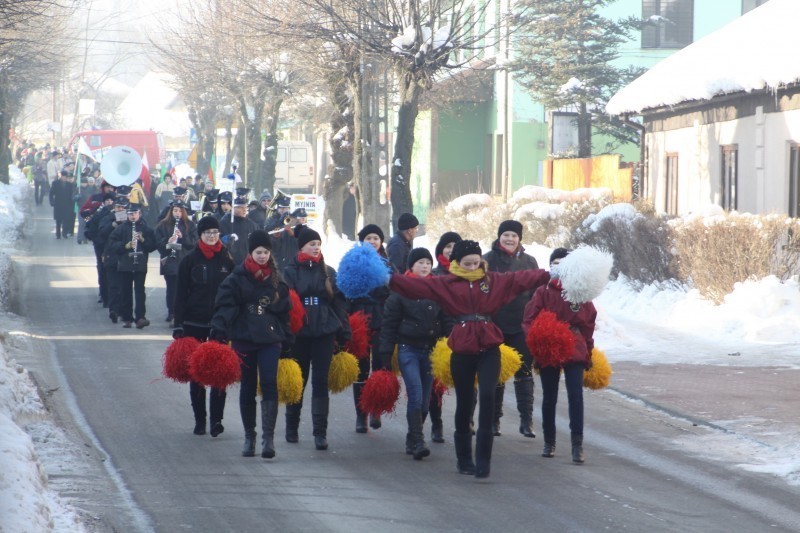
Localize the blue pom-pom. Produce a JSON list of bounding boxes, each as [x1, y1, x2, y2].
[[337, 243, 391, 299]]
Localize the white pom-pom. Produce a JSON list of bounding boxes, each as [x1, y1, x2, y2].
[[557, 246, 613, 304]]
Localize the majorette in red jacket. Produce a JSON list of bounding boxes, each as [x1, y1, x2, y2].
[[389, 268, 549, 353], [522, 279, 597, 366]]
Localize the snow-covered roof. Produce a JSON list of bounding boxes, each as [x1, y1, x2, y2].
[[607, 0, 800, 115], [117, 71, 190, 137]]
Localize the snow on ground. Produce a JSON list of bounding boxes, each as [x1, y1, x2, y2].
[[1, 168, 88, 531]]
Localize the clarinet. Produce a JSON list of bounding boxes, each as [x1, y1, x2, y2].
[[167, 216, 182, 258], [129, 222, 143, 265]]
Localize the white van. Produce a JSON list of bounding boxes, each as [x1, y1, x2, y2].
[[273, 141, 314, 193]]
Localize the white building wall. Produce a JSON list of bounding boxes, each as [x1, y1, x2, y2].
[[646, 108, 800, 216]]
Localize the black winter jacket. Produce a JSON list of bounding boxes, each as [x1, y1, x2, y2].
[[483, 240, 540, 335], [379, 288, 454, 354], [386, 233, 412, 273], [270, 228, 299, 273], [174, 247, 235, 328], [220, 215, 258, 264], [210, 264, 292, 345], [155, 219, 198, 276], [86, 206, 112, 247], [100, 214, 124, 268], [282, 256, 351, 339], [107, 220, 158, 273]]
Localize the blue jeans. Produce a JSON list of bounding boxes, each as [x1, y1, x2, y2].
[[539, 363, 584, 442], [398, 344, 434, 415]]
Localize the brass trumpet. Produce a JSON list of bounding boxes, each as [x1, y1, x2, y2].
[[265, 189, 291, 218]]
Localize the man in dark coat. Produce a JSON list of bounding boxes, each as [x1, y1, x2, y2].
[[341, 182, 356, 240], [107, 204, 158, 328], [482, 220, 540, 439], [84, 193, 116, 305], [386, 212, 419, 273], [264, 194, 291, 232], [219, 197, 258, 264], [49, 170, 77, 239], [247, 190, 271, 227]]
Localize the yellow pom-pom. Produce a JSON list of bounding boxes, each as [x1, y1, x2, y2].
[[328, 351, 360, 393], [498, 344, 523, 384], [391, 345, 401, 376], [430, 338, 453, 388], [277, 358, 304, 404], [583, 347, 612, 390]]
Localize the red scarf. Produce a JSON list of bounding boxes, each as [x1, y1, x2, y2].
[[500, 243, 518, 256], [297, 252, 322, 263], [404, 270, 431, 278], [244, 255, 272, 281], [437, 254, 451, 271], [198, 240, 222, 260]]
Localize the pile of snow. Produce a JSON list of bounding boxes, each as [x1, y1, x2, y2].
[[582, 202, 639, 233], [0, 172, 87, 530], [513, 201, 565, 221], [511, 185, 611, 206], [445, 193, 493, 216]]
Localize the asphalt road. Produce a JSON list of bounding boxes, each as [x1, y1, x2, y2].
[[11, 208, 800, 532]]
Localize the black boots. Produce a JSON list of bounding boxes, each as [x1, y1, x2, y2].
[[429, 398, 445, 443], [209, 420, 224, 438], [514, 377, 536, 438], [312, 397, 329, 450], [542, 442, 556, 458], [353, 382, 368, 433], [572, 434, 585, 464], [453, 431, 476, 475], [241, 401, 257, 457], [492, 384, 504, 436], [369, 413, 382, 430], [190, 383, 206, 435], [261, 400, 279, 458], [474, 428, 494, 479], [285, 402, 301, 443], [407, 410, 430, 460]]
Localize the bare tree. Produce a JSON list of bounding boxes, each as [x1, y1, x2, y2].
[[0, 0, 73, 183]]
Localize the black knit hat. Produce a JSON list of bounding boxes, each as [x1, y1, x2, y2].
[[450, 240, 482, 263], [434, 231, 462, 259], [197, 215, 219, 237], [498, 220, 523, 239], [297, 227, 322, 250], [248, 230, 272, 253], [549, 247, 570, 264], [358, 223, 384, 242], [407, 247, 433, 270], [397, 212, 420, 231]]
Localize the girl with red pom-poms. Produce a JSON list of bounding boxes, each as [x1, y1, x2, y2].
[[210, 230, 292, 459], [172, 215, 235, 437], [522, 248, 597, 464]]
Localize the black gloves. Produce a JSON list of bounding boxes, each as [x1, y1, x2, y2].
[[172, 328, 184, 340], [210, 329, 227, 344], [280, 339, 294, 358]]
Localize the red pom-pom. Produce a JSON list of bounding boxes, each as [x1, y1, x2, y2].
[[189, 341, 242, 389], [288, 289, 306, 334], [345, 311, 372, 359], [526, 310, 575, 368], [358, 370, 400, 417], [431, 378, 449, 408], [163, 337, 201, 383]]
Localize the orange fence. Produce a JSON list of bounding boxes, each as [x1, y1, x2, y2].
[[543, 154, 632, 201]]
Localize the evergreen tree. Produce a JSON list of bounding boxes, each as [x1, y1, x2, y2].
[[512, 0, 643, 157]]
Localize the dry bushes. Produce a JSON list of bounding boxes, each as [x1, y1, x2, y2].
[[574, 205, 681, 285], [671, 214, 800, 303]]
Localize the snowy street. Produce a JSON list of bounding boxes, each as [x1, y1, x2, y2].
[[2, 183, 799, 531]]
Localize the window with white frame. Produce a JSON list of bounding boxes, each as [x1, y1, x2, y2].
[[721, 145, 738, 211], [665, 153, 679, 215]]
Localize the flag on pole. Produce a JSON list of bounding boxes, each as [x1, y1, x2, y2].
[[77, 137, 96, 161], [139, 150, 151, 195]]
